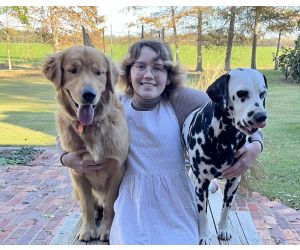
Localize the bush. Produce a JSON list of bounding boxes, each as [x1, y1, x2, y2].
[[277, 35, 300, 83]]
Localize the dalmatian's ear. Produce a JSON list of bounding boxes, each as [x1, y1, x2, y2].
[[206, 74, 230, 110], [263, 74, 268, 89], [263, 74, 268, 108]]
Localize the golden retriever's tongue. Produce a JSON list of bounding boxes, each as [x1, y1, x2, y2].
[[78, 105, 94, 126]]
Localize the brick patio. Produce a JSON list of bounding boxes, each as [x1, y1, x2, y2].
[[0, 149, 299, 245]]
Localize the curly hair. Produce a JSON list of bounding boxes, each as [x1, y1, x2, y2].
[[119, 39, 186, 99]]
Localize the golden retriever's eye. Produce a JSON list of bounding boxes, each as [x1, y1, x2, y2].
[[69, 68, 77, 74]]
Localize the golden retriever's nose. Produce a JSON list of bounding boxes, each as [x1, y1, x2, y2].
[[81, 86, 96, 104]]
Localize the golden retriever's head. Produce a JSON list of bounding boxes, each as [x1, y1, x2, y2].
[[43, 46, 119, 126]]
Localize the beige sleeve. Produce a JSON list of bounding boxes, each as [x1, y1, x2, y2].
[[170, 87, 210, 130], [250, 129, 264, 152]]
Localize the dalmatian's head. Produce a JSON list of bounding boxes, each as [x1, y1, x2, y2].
[[207, 68, 268, 135]]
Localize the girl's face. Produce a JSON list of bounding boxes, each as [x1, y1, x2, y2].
[[130, 46, 169, 100]]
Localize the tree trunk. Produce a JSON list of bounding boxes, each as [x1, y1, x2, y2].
[[141, 25, 144, 39], [5, 15, 12, 70], [224, 6, 236, 71], [171, 7, 179, 62], [195, 8, 203, 72], [274, 30, 282, 70], [162, 27, 165, 42], [49, 7, 60, 51], [251, 8, 260, 69], [6, 38, 12, 71], [102, 28, 105, 53]]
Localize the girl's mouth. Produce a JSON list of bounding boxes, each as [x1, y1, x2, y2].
[[141, 82, 157, 87]]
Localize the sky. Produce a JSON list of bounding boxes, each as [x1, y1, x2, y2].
[[99, 5, 138, 35], [1, 0, 299, 36]]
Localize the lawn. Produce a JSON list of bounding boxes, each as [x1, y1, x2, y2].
[[0, 48, 299, 210], [0, 42, 277, 71], [0, 70, 57, 146], [251, 70, 300, 210]]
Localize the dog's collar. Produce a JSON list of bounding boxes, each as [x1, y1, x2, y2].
[[77, 123, 84, 135], [75, 121, 101, 135]]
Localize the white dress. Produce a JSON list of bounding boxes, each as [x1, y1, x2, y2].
[[109, 96, 199, 244]]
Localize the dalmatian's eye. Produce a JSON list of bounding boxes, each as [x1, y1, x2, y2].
[[260, 91, 266, 99], [236, 90, 248, 99]]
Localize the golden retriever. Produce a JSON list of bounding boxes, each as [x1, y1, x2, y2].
[[43, 46, 129, 242]]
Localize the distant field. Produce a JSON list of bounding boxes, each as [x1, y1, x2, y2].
[[0, 42, 277, 70]]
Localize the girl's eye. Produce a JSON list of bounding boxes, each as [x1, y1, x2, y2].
[[138, 65, 146, 70]]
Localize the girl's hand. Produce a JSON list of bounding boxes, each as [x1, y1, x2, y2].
[[223, 141, 262, 179], [61, 149, 105, 173]]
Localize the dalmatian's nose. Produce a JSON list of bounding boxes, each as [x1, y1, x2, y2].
[[253, 112, 267, 123]]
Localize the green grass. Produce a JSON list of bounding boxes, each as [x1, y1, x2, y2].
[[0, 43, 277, 70], [250, 70, 300, 210], [177, 46, 277, 70], [0, 72, 57, 146], [0, 43, 53, 66]]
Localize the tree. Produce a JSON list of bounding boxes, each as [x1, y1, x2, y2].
[[224, 6, 236, 71], [139, 6, 187, 62], [250, 7, 263, 69], [0, 7, 29, 70], [180, 6, 212, 72], [266, 7, 300, 70], [195, 7, 204, 72], [30, 6, 105, 51], [236, 7, 274, 69]]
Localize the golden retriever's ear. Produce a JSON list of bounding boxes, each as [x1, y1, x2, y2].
[[106, 59, 120, 94], [42, 52, 63, 90]]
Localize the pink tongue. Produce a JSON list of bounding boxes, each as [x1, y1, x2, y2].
[[78, 105, 94, 126]]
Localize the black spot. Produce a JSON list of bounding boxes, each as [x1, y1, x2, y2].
[[232, 95, 235, 101], [197, 204, 203, 212], [229, 106, 234, 111], [247, 111, 254, 117], [255, 103, 259, 107], [210, 167, 217, 175], [202, 179, 210, 191], [197, 138, 202, 144], [203, 169, 208, 174]]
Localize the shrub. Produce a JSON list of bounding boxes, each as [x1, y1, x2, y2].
[[277, 35, 300, 83]]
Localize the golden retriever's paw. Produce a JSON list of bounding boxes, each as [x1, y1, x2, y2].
[[99, 223, 110, 242], [77, 223, 99, 242]]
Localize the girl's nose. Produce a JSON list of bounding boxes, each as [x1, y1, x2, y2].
[[143, 67, 154, 78]]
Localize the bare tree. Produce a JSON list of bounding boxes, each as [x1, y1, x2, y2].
[[170, 6, 180, 62]]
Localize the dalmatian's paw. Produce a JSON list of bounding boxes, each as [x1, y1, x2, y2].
[[218, 229, 232, 241], [199, 236, 211, 245]]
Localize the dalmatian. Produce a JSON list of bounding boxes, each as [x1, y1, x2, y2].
[[182, 68, 268, 244]]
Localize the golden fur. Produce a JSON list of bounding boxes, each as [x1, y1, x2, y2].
[[43, 46, 129, 241]]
